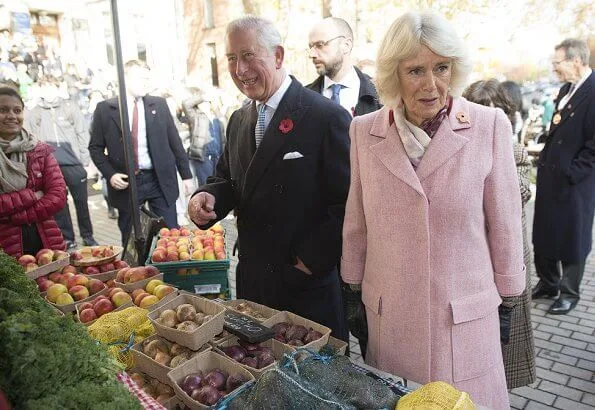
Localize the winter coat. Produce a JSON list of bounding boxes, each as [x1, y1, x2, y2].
[[341, 99, 525, 410], [0, 142, 67, 257], [533, 71, 595, 263], [24, 98, 90, 166]]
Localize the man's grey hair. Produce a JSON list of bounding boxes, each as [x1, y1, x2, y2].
[[226, 16, 282, 53], [556, 38, 590, 66]]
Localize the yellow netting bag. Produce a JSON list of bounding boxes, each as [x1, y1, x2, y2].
[[88, 306, 155, 369], [396, 381, 475, 410]]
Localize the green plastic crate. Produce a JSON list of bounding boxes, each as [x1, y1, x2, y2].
[[145, 236, 230, 293]]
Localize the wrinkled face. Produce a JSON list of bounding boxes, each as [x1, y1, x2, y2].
[[308, 25, 345, 78], [226, 28, 284, 102], [552, 48, 574, 83], [126, 66, 151, 98], [0, 95, 24, 140], [397, 45, 452, 126]]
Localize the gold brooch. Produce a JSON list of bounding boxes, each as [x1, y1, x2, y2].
[[552, 113, 561, 125], [456, 112, 470, 124]]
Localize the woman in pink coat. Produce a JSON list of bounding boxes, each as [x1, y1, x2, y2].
[[341, 12, 525, 409]]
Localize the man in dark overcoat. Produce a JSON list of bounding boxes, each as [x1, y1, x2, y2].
[[188, 17, 351, 341], [532, 38, 595, 314], [89, 60, 193, 244]]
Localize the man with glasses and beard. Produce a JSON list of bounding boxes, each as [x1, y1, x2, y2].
[[532, 38, 595, 315], [306, 17, 381, 117]]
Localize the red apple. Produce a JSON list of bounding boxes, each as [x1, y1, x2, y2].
[[92, 248, 103, 257], [91, 295, 109, 306], [180, 228, 191, 236], [145, 265, 159, 278], [116, 267, 129, 282], [134, 292, 151, 306], [215, 251, 226, 260], [25, 263, 39, 272], [36, 249, 54, 265], [61, 265, 77, 274], [105, 279, 116, 288], [93, 298, 114, 317], [113, 260, 128, 269], [67, 274, 89, 290], [88, 279, 105, 295], [79, 308, 98, 323], [48, 271, 62, 282], [17, 254, 36, 267], [159, 228, 170, 237], [69, 285, 90, 301], [99, 263, 115, 273], [71, 251, 83, 261], [128, 267, 147, 283], [166, 251, 179, 262], [83, 266, 100, 275], [151, 249, 166, 262], [78, 301, 94, 311], [108, 287, 125, 298], [53, 250, 69, 261], [102, 247, 114, 257], [37, 279, 55, 292], [57, 274, 69, 286], [112, 291, 132, 307]]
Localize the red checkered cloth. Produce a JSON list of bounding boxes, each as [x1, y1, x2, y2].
[[117, 372, 167, 410]]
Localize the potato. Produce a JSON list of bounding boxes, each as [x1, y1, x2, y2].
[[176, 320, 199, 332], [176, 304, 197, 322], [144, 339, 170, 358], [170, 354, 188, 368], [158, 309, 178, 328]]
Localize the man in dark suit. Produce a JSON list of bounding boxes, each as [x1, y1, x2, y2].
[[307, 17, 381, 357], [532, 38, 595, 315], [306, 17, 381, 116], [89, 60, 192, 244], [188, 16, 351, 341]]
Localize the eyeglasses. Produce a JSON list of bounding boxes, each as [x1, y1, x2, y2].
[[308, 36, 346, 52], [552, 58, 569, 66]]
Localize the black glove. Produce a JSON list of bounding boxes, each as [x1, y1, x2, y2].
[[498, 303, 515, 345]]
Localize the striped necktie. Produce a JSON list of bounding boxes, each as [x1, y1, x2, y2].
[[255, 103, 266, 148]]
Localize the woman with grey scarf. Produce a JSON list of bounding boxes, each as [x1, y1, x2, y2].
[[0, 87, 67, 258]]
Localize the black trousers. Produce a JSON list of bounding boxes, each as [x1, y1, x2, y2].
[[534, 253, 586, 300], [116, 170, 178, 245], [54, 164, 93, 242]]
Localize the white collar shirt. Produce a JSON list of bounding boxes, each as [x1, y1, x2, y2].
[[558, 69, 592, 110], [256, 74, 292, 131], [127, 95, 152, 170], [322, 66, 360, 116]]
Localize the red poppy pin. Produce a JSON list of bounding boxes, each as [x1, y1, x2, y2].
[[279, 118, 294, 134]]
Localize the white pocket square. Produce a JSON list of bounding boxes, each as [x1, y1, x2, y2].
[[283, 151, 304, 160]]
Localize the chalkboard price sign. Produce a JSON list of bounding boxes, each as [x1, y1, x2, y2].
[[224, 311, 275, 343]]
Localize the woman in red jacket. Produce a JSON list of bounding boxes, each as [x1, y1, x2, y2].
[[0, 87, 67, 257]]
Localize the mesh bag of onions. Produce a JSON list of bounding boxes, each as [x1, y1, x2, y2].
[[222, 350, 399, 409]]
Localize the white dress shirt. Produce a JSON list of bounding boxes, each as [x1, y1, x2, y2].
[[127, 96, 152, 170], [322, 66, 361, 116], [558, 69, 592, 111], [257, 74, 292, 132]]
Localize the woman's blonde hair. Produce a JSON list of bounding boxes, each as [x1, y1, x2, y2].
[[375, 12, 472, 107]]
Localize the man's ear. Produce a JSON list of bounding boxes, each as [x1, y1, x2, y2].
[[342, 37, 353, 55], [275, 45, 285, 69]]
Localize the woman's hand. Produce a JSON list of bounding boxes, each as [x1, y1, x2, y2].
[[294, 257, 312, 275], [34, 191, 44, 200]]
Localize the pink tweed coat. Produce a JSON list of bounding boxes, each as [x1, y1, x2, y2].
[[341, 98, 526, 410]]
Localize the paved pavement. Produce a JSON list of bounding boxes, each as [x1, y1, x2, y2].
[[73, 192, 594, 409]]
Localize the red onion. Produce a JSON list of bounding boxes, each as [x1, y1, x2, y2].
[[192, 385, 221, 405], [240, 356, 258, 368], [202, 370, 226, 390], [271, 322, 291, 336], [222, 345, 246, 362], [286, 324, 308, 341], [287, 339, 304, 346], [238, 339, 260, 352], [181, 373, 203, 395], [274, 333, 286, 343], [303, 329, 323, 344], [226, 373, 247, 392], [257, 352, 275, 368]]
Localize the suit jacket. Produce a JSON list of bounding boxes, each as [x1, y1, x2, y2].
[[306, 66, 382, 116], [196, 77, 351, 338], [342, 99, 525, 409], [533, 71, 595, 262], [89, 95, 192, 209]]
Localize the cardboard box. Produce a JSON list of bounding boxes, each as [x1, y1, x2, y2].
[[222, 299, 279, 322], [262, 311, 331, 355], [213, 335, 284, 377]]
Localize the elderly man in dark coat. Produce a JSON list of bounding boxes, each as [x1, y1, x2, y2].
[[188, 16, 351, 341], [532, 38, 595, 315]]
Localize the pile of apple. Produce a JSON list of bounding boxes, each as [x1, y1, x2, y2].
[[78, 287, 134, 323], [129, 278, 176, 309], [18, 248, 69, 272], [115, 265, 160, 284], [70, 245, 117, 262], [45, 272, 106, 306], [151, 224, 226, 263], [81, 259, 129, 276]]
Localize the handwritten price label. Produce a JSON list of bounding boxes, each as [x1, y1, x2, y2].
[[224, 311, 275, 343]]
